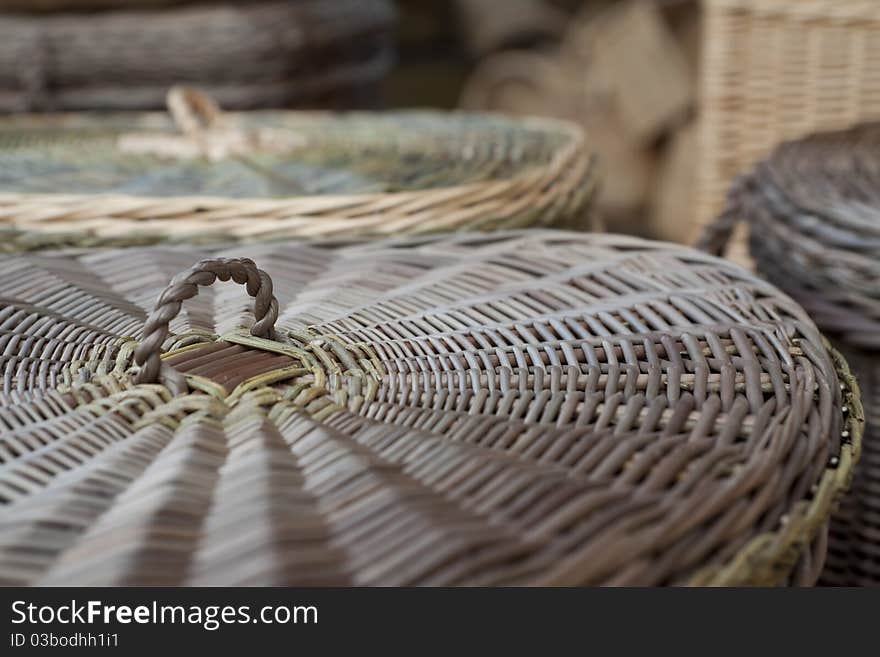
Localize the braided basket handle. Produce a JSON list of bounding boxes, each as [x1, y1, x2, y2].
[[133, 258, 279, 391], [167, 85, 224, 137]]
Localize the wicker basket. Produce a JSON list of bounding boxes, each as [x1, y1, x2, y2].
[[0, 88, 597, 251], [0, 230, 860, 586], [695, 0, 880, 257], [0, 0, 395, 113], [0, 0, 190, 10], [699, 123, 879, 585], [459, 1, 695, 239]]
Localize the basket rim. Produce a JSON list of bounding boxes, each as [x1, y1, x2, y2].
[[687, 342, 864, 586], [0, 107, 588, 202]]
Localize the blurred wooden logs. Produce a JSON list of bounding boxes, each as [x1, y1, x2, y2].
[[0, 0, 190, 10]]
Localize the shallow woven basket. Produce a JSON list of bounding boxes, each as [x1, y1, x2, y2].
[[0, 0, 190, 10], [695, 0, 880, 257], [0, 89, 597, 252], [0, 0, 395, 113], [699, 123, 880, 585], [0, 230, 861, 586]]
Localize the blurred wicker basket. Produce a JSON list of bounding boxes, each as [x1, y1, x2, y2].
[[0, 88, 597, 251], [0, 0, 189, 10], [695, 0, 880, 258], [0, 0, 396, 112], [0, 230, 861, 585], [698, 123, 879, 585]]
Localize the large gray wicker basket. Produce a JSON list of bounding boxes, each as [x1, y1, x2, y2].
[[0, 230, 860, 586], [0, 0, 396, 113], [699, 123, 879, 585]]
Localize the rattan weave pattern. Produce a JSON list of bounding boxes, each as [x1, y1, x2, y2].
[[699, 123, 879, 585], [0, 98, 596, 252], [0, 231, 860, 586]]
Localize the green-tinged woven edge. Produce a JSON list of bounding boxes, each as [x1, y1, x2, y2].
[[688, 342, 864, 586]]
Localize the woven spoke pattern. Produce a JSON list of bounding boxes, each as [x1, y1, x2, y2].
[[0, 231, 859, 585], [699, 123, 880, 585]]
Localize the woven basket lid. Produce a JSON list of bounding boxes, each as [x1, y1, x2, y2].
[[0, 231, 860, 586], [0, 89, 596, 252], [699, 123, 880, 351]]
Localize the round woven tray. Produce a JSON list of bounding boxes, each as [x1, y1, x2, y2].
[[0, 230, 860, 586], [0, 0, 395, 113], [0, 89, 597, 252], [699, 123, 879, 585]]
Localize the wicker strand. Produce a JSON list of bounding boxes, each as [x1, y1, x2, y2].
[[133, 258, 278, 391]]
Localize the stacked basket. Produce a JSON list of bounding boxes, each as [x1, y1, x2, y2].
[[699, 123, 880, 585], [696, 0, 880, 263], [0, 88, 598, 250], [0, 0, 396, 112], [0, 231, 861, 585]]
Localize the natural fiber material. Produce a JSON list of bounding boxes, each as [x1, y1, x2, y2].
[[0, 0, 395, 113], [695, 0, 880, 256], [458, 0, 694, 239], [698, 123, 879, 585], [0, 230, 860, 586], [0, 92, 597, 251]]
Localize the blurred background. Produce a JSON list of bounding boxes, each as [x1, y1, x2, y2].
[[4, 0, 879, 257]]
